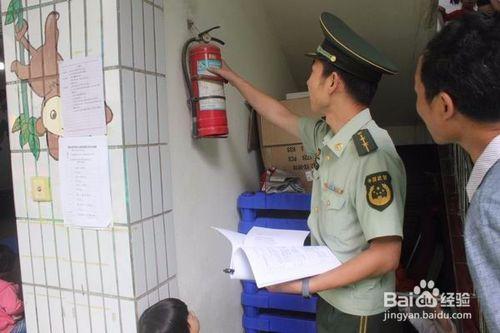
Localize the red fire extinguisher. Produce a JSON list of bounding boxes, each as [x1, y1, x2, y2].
[[182, 26, 228, 138]]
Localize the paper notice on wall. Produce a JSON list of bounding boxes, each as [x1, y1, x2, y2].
[[59, 136, 112, 228], [59, 56, 106, 136]]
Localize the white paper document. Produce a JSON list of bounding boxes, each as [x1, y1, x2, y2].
[[59, 136, 112, 228], [59, 56, 106, 136], [213, 226, 342, 288]]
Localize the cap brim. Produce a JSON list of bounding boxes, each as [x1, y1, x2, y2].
[[305, 52, 319, 58]]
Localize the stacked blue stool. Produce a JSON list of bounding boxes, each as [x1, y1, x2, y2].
[[238, 192, 317, 333]]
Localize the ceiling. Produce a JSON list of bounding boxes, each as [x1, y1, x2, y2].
[[261, 0, 437, 126]]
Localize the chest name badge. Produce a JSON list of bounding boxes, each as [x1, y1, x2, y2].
[[365, 172, 393, 211]]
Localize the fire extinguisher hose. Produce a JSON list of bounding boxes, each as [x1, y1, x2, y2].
[[192, 95, 226, 102], [182, 37, 198, 137]]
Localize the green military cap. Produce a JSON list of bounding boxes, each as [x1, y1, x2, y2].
[[306, 12, 399, 82]]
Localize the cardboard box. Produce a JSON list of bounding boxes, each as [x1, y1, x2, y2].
[[259, 97, 319, 192]]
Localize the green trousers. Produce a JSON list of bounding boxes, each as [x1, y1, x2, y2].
[[316, 297, 404, 333]]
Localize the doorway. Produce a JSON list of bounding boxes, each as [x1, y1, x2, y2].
[[0, 32, 21, 287]]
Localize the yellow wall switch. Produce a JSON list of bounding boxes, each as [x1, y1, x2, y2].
[[31, 177, 52, 202]]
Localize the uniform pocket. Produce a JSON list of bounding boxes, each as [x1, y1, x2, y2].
[[323, 191, 346, 210], [321, 190, 358, 241]]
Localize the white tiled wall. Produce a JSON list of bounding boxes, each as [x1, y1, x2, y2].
[[1, 0, 177, 331]]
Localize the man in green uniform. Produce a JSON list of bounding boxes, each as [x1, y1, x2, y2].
[[211, 12, 406, 333]]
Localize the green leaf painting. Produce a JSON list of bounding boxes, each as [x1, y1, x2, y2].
[[5, 0, 22, 26], [11, 117, 21, 132], [19, 125, 28, 147], [28, 130, 40, 160], [11, 113, 40, 159]]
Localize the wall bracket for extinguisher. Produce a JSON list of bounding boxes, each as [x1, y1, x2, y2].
[[182, 26, 227, 138]]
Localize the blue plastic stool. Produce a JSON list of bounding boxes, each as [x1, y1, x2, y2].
[[242, 281, 317, 314], [243, 313, 316, 333], [237, 192, 316, 332]]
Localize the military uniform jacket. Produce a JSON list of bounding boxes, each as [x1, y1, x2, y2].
[[299, 109, 406, 316]]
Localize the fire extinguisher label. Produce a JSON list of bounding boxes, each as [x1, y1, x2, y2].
[[198, 79, 225, 111], [200, 98, 226, 111], [199, 81, 226, 110], [199, 80, 224, 98], [197, 59, 222, 76], [198, 81, 226, 111]]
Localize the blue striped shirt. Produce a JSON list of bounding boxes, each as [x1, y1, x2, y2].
[[465, 157, 500, 332]]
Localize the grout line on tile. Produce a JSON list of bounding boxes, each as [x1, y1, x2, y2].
[[140, 221, 149, 311], [129, 0, 140, 321], [96, 0, 109, 333], [141, 0, 161, 310], [143, 0, 163, 11], [21, 282, 138, 301], [4, 65, 165, 86], [83, 0, 88, 57], [97, 0, 109, 328], [136, 274, 176, 300], [164, 214, 172, 296], [9, 142, 169, 153], [67, 2, 81, 329], [14, 17, 42, 328], [66, 227, 80, 333], [15, 215, 173, 228], [33, 2, 54, 329], [126, 209, 174, 226], [81, 230, 93, 333], [108, 65, 166, 77], [48, 132, 66, 333], [49, 1, 67, 330], [116, 0, 126, 329], [153, 5, 172, 296], [111, 229, 124, 332], [149, 158, 161, 299]]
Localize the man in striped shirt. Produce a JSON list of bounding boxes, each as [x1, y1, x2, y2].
[[414, 12, 500, 332]]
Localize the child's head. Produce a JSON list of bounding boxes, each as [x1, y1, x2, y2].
[[478, 0, 495, 13], [0, 245, 15, 279], [138, 298, 200, 333]]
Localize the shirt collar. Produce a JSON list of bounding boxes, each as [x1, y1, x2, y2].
[[466, 134, 500, 202], [322, 108, 373, 157]]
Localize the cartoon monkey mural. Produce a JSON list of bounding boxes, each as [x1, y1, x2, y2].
[[10, 11, 113, 160]]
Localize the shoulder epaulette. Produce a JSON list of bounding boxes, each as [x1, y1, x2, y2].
[[353, 129, 378, 156]]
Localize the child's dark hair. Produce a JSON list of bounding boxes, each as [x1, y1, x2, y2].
[[421, 12, 500, 122], [138, 298, 190, 333], [0, 245, 15, 277], [477, 0, 491, 6]]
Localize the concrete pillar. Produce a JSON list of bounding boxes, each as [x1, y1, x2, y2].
[[1, 0, 176, 331]]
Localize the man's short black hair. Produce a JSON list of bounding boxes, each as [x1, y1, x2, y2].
[[421, 13, 500, 122], [318, 58, 379, 107], [139, 298, 190, 333]]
